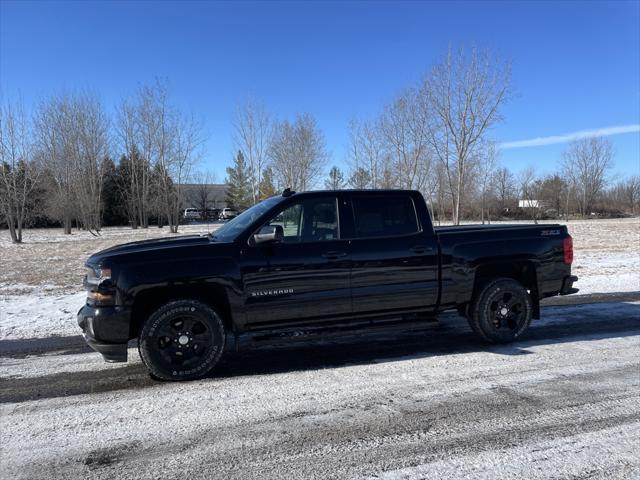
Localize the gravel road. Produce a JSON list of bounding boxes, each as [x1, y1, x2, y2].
[[1, 294, 639, 479]]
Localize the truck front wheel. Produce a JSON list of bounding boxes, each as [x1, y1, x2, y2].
[[138, 300, 226, 381], [468, 278, 533, 343]]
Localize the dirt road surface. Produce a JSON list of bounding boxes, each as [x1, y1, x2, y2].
[[1, 294, 639, 479]]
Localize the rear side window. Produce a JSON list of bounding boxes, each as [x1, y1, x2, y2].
[[351, 195, 419, 238]]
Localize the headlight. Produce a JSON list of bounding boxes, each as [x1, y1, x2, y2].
[[85, 265, 112, 286], [87, 290, 114, 304]]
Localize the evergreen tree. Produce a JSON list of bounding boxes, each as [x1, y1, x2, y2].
[[102, 157, 129, 226], [259, 166, 277, 199], [225, 150, 252, 210], [324, 166, 346, 190], [349, 167, 372, 189], [115, 147, 152, 228]]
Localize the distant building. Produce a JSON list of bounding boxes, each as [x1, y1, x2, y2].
[[180, 183, 228, 210], [518, 199, 540, 209]]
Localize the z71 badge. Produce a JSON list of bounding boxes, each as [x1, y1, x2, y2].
[[251, 288, 295, 297]]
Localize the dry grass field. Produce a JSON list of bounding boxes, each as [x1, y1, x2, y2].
[[0, 218, 638, 296]]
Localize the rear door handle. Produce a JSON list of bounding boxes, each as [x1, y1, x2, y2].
[[410, 245, 434, 254], [322, 251, 347, 260]]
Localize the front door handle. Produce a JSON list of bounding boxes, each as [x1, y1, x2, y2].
[[410, 245, 434, 254], [322, 251, 347, 260]]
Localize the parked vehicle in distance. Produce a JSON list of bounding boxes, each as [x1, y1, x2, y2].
[[183, 208, 201, 221], [220, 207, 238, 220], [78, 189, 578, 380], [204, 208, 221, 221]]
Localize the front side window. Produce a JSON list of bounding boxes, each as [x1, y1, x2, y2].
[[264, 197, 339, 243], [212, 196, 283, 242], [351, 195, 419, 238]]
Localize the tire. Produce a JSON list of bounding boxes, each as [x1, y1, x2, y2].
[[468, 278, 533, 343], [138, 300, 226, 381]]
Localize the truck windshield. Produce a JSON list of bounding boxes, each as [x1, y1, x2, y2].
[[211, 196, 283, 242]]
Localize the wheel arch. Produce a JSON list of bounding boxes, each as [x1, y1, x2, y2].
[[472, 260, 540, 319], [128, 282, 233, 339]]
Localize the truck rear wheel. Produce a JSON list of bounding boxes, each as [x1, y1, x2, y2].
[[138, 300, 226, 381], [468, 278, 533, 343]]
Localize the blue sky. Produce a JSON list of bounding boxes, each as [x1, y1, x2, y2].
[[1, 0, 639, 179]]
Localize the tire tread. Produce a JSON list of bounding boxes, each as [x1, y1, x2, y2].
[[138, 299, 226, 381]]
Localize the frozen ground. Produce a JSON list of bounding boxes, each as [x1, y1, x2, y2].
[[0, 219, 638, 479], [0, 223, 218, 295], [1, 299, 639, 479]]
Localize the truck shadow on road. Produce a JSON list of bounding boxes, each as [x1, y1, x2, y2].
[[1, 301, 638, 404], [0, 335, 92, 358]]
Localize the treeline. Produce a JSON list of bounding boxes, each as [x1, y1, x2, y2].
[[0, 80, 204, 243], [225, 47, 638, 223], [2, 48, 639, 244]]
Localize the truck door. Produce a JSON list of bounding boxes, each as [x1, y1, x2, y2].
[[346, 192, 439, 315], [242, 195, 352, 328]]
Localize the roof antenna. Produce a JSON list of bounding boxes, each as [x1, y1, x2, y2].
[[282, 188, 295, 197]]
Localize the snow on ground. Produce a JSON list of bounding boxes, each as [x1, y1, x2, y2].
[[0, 292, 86, 340], [1, 301, 638, 479], [562, 218, 640, 294], [0, 220, 638, 479]]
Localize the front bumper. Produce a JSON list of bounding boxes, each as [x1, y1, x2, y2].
[[77, 304, 131, 362], [560, 275, 579, 295]]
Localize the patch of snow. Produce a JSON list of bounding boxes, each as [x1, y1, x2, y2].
[[0, 292, 86, 340]]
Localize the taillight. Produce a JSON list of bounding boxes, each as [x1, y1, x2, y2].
[[563, 236, 573, 265]]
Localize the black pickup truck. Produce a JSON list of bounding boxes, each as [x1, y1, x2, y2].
[[78, 189, 578, 380]]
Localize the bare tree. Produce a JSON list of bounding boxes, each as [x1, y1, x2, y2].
[[347, 118, 385, 188], [269, 113, 327, 191], [424, 46, 511, 224], [0, 99, 39, 243], [619, 175, 640, 215], [150, 82, 204, 233], [34, 94, 76, 234], [519, 166, 542, 223], [562, 136, 613, 218], [492, 166, 516, 216], [118, 80, 204, 233], [189, 170, 217, 213], [116, 98, 150, 229], [379, 88, 432, 191], [538, 174, 567, 219], [233, 98, 272, 204], [72, 93, 110, 233], [476, 141, 497, 224]]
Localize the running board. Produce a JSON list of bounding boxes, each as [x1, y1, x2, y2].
[[232, 315, 439, 351]]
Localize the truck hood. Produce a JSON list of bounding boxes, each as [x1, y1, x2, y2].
[[87, 235, 213, 266]]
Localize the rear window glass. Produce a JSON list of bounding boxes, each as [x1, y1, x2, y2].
[[351, 195, 419, 238]]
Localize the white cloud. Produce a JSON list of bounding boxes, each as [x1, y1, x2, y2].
[[500, 124, 640, 149]]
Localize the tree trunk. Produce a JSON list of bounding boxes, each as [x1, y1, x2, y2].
[[7, 218, 18, 243], [63, 215, 72, 235]]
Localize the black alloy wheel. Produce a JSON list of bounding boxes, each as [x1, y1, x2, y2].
[[139, 300, 225, 381], [468, 278, 533, 343]]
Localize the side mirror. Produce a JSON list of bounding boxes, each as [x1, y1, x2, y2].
[[253, 224, 284, 245]]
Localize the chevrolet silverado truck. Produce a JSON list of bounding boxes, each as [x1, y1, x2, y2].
[[78, 189, 578, 380]]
